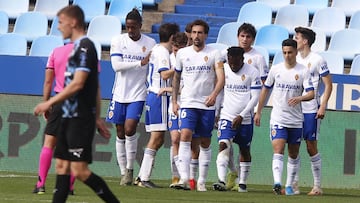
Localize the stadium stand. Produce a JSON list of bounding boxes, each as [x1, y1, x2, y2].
[[271, 50, 284, 65], [349, 10, 360, 30], [318, 51, 345, 74], [207, 42, 229, 52], [253, 45, 270, 67], [237, 2, 272, 30], [86, 15, 122, 47], [0, 33, 28, 56], [311, 7, 346, 38], [327, 28, 360, 61], [310, 27, 327, 53], [49, 16, 61, 36], [331, 0, 360, 17], [349, 55, 360, 75], [254, 24, 289, 56], [274, 4, 309, 35], [0, 10, 8, 34], [216, 22, 242, 46], [294, 0, 329, 16], [12, 11, 48, 42], [72, 0, 106, 23], [29, 35, 64, 57], [107, 0, 143, 25], [33, 0, 68, 20], [256, 0, 291, 13], [0, 0, 29, 19]]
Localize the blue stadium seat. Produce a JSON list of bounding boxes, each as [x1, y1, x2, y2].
[[12, 12, 48, 42], [349, 10, 360, 30], [90, 38, 102, 60], [175, 4, 240, 17], [327, 29, 360, 61], [311, 7, 346, 38], [0, 0, 28, 19], [49, 16, 61, 36], [0, 10, 8, 34], [274, 5, 309, 35], [331, 0, 360, 17], [29, 35, 64, 57], [216, 22, 242, 46], [310, 27, 327, 53], [253, 45, 270, 67], [349, 55, 360, 75], [254, 24, 289, 56], [0, 33, 27, 56], [271, 50, 284, 65], [237, 2, 272, 30], [318, 51, 344, 74], [256, 0, 291, 13], [107, 0, 142, 25], [294, 0, 328, 16], [87, 15, 122, 47], [34, 0, 68, 20], [73, 0, 106, 23]]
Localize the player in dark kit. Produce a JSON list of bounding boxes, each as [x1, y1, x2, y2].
[[33, 5, 119, 203]]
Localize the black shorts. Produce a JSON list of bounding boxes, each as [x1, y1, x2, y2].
[[54, 116, 96, 163], [44, 102, 63, 136]]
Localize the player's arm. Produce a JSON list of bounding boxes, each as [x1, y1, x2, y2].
[[96, 83, 111, 138], [254, 86, 269, 126], [43, 68, 55, 102], [317, 74, 332, 119], [160, 68, 175, 80], [34, 70, 89, 116], [205, 61, 225, 107], [111, 53, 151, 72], [171, 71, 181, 116]]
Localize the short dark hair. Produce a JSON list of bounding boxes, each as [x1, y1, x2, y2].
[[172, 32, 188, 47], [126, 8, 142, 24], [191, 19, 209, 34], [227, 46, 245, 57], [282, 38, 297, 49], [185, 22, 192, 33], [159, 23, 180, 42], [57, 5, 86, 30], [237, 23, 256, 38], [294, 26, 316, 47]]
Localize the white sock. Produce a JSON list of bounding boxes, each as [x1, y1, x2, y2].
[[190, 159, 199, 180], [170, 146, 180, 178], [293, 155, 300, 183], [286, 156, 300, 187], [228, 145, 237, 172], [239, 162, 251, 185], [178, 141, 191, 182], [198, 146, 211, 184], [311, 153, 321, 187], [216, 142, 230, 183], [272, 153, 284, 185], [139, 148, 156, 181], [116, 137, 126, 175], [125, 135, 138, 170], [173, 155, 180, 178]]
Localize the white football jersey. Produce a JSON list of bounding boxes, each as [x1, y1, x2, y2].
[[297, 52, 330, 113], [244, 48, 269, 81], [220, 63, 262, 124], [147, 44, 171, 94], [264, 62, 314, 128], [110, 33, 156, 102], [176, 45, 222, 110]]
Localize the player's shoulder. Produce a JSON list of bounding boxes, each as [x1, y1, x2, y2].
[[141, 33, 157, 44]]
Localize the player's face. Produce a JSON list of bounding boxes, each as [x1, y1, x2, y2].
[[126, 19, 142, 41], [227, 54, 244, 73], [57, 14, 74, 40], [172, 44, 186, 56], [294, 33, 306, 51], [191, 25, 207, 47], [238, 31, 254, 51], [282, 46, 297, 66]]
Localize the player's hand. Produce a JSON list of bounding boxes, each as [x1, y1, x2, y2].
[[205, 94, 216, 107], [157, 88, 166, 96], [288, 97, 301, 107], [141, 51, 152, 66], [316, 106, 326, 119], [43, 109, 51, 120], [172, 102, 180, 116], [254, 113, 261, 126], [34, 102, 51, 116], [96, 118, 111, 139], [232, 115, 243, 129]]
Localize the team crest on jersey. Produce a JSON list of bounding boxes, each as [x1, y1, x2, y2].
[[271, 128, 277, 137], [108, 111, 114, 119], [168, 120, 172, 128], [247, 59, 252, 64], [204, 56, 209, 62], [295, 74, 299, 80], [307, 62, 311, 68], [142, 46, 146, 52], [241, 74, 246, 81], [162, 59, 168, 66]]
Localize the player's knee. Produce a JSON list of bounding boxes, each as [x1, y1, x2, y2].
[[217, 139, 231, 165]]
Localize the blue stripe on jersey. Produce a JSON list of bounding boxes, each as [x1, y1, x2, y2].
[[320, 70, 330, 77], [261, 76, 267, 81], [110, 53, 123, 57], [265, 84, 273, 89], [175, 69, 182, 73], [305, 87, 314, 92], [250, 86, 262, 89], [149, 63, 154, 87], [158, 67, 169, 73]]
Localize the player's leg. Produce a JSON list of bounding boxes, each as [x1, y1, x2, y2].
[[285, 128, 301, 196], [122, 101, 144, 185], [270, 124, 287, 195], [169, 112, 180, 187], [189, 137, 199, 190]]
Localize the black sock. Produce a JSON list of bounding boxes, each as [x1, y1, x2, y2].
[[84, 172, 120, 203], [52, 174, 70, 203]]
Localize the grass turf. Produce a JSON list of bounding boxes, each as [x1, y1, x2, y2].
[[1, 171, 360, 203]]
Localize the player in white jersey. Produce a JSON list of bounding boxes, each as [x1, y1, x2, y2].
[[106, 8, 156, 186], [212, 47, 261, 192], [172, 19, 225, 191], [293, 27, 333, 196], [137, 23, 180, 188], [225, 22, 270, 190], [254, 39, 314, 195]]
